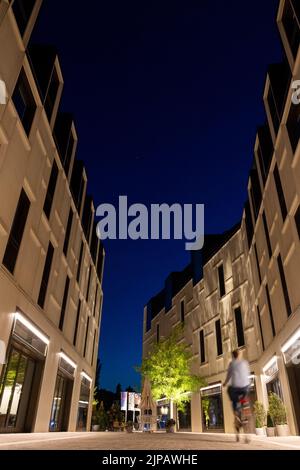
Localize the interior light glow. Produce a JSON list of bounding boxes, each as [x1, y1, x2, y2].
[[59, 351, 77, 369], [81, 371, 92, 383], [262, 356, 277, 373], [15, 312, 49, 345], [281, 329, 300, 353], [200, 383, 222, 392]]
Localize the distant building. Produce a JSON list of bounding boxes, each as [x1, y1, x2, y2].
[[143, 0, 300, 435], [0, 1, 104, 433]]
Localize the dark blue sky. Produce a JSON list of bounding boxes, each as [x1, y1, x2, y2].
[[33, 0, 282, 391]]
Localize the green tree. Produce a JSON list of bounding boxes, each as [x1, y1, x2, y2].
[[139, 326, 205, 411]]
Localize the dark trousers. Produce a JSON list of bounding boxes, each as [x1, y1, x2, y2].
[[228, 386, 248, 412]]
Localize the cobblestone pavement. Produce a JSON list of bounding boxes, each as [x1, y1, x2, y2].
[[0, 432, 300, 450]]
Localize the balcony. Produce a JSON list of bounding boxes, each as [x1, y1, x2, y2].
[[249, 163, 262, 221], [53, 112, 75, 175], [70, 159, 85, 213], [266, 62, 291, 136], [256, 124, 274, 185], [281, 0, 300, 60]]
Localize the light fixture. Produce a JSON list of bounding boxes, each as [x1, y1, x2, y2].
[[200, 383, 222, 392], [79, 400, 89, 405], [15, 312, 49, 345], [81, 371, 92, 383], [59, 351, 77, 369], [262, 356, 277, 373], [281, 328, 300, 353]]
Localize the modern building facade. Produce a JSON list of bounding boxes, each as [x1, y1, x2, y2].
[[143, 0, 300, 435], [0, 0, 104, 433]]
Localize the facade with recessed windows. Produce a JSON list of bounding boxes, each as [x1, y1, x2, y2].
[[0, 0, 104, 433], [143, 0, 300, 435]]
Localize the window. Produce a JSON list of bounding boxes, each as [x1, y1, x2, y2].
[[282, 0, 300, 59], [234, 307, 245, 347], [73, 299, 81, 347], [218, 264, 225, 297], [277, 254, 292, 317], [215, 319, 223, 356], [86, 265, 92, 302], [256, 125, 273, 186], [63, 209, 73, 256], [266, 284, 276, 337], [91, 330, 97, 366], [295, 205, 300, 238], [83, 316, 90, 358], [12, 69, 36, 135], [286, 101, 300, 154], [76, 242, 84, 283], [44, 67, 60, 121], [12, 0, 36, 36], [64, 132, 75, 176], [93, 284, 98, 317], [180, 300, 185, 324], [254, 243, 262, 285], [3, 188, 30, 274], [257, 306, 265, 351], [43, 160, 58, 219], [262, 212, 272, 258], [274, 164, 288, 222], [156, 324, 160, 344], [59, 276, 70, 331], [267, 85, 280, 134], [249, 167, 262, 220], [38, 242, 54, 308], [199, 330, 205, 364], [244, 200, 254, 248]]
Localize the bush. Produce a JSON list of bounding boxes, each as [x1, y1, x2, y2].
[[267, 413, 274, 428], [166, 419, 176, 428], [268, 392, 287, 425], [253, 401, 266, 428]]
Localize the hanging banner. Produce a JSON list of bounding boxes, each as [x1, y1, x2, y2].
[[120, 391, 127, 411], [128, 392, 135, 411], [134, 392, 141, 409]]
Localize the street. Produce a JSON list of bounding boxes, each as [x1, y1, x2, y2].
[[0, 432, 300, 450]]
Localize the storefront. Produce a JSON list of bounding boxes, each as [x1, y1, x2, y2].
[[0, 312, 48, 433], [263, 356, 283, 399], [156, 398, 170, 429], [178, 400, 191, 431], [76, 372, 92, 431], [49, 352, 75, 432], [281, 328, 300, 434], [200, 383, 224, 432]]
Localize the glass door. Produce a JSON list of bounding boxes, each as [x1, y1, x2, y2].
[[0, 347, 35, 432]]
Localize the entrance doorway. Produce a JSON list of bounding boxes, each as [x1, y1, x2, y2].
[[0, 346, 42, 432], [286, 363, 300, 434], [49, 372, 73, 432], [178, 401, 191, 431]]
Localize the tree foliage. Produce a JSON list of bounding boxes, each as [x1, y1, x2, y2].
[[140, 326, 205, 410]]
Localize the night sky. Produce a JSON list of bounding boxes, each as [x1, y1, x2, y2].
[[32, 0, 282, 391]]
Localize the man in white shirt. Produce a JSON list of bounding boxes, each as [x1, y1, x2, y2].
[[224, 350, 250, 412]]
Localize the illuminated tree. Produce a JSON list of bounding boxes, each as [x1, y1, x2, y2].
[[139, 326, 205, 411]]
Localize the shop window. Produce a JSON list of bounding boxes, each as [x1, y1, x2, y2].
[[201, 385, 224, 431]]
